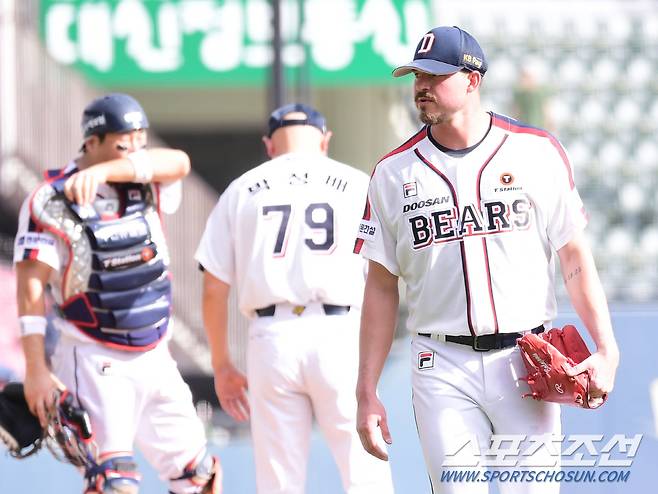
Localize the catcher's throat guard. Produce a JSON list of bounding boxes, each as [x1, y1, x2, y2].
[[517, 324, 607, 409]]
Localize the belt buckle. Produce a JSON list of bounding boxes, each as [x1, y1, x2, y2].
[[292, 305, 306, 316], [472, 335, 491, 352]]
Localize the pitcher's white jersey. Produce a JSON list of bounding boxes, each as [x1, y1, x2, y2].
[[356, 113, 587, 336], [196, 152, 370, 317]]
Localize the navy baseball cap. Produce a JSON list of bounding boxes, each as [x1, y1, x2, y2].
[[81, 93, 149, 137], [267, 103, 327, 137], [393, 26, 487, 77]]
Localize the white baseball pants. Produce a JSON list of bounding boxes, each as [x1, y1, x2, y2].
[[51, 333, 208, 482], [411, 335, 561, 494], [247, 304, 394, 494]]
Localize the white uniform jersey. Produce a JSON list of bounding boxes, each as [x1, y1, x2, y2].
[[356, 113, 587, 336], [195, 152, 370, 317], [13, 161, 181, 342]]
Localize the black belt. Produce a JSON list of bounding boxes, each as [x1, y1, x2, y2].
[[255, 304, 351, 317], [418, 325, 544, 352]]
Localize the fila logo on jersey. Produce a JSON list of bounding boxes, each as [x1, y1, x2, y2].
[[418, 351, 434, 370], [128, 189, 142, 201], [408, 198, 531, 249], [403, 182, 418, 198], [99, 361, 113, 375]]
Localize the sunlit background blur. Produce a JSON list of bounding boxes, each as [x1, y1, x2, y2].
[[1, 1, 657, 493]]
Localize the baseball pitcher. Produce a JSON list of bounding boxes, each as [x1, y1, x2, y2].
[[354, 27, 619, 494]]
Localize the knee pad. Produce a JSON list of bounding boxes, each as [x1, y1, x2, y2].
[[84, 455, 141, 494], [168, 449, 222, 494]]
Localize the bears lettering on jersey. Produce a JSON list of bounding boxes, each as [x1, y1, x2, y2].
[[407, 198, 531, 250]]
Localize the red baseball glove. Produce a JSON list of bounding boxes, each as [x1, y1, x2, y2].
[[517, 325, 606, 409]]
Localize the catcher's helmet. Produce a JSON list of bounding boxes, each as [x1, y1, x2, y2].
[[82, 93, 149, 138]]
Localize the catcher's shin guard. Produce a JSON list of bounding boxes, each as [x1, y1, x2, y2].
[[84, 455, 141, 494], [168, 449, 222, 494], [0, 382, 44, 458]]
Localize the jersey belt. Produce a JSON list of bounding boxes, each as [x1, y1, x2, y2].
[[417, 325, 544, 352], [255, 304, 351, 317]]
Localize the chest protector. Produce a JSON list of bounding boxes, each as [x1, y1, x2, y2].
[[30, 169, 171, 350]]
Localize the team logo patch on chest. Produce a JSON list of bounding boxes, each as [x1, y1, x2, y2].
[[418, 351, 434, 370], [496, 172, 523, 192], [500, 172, 514, 185]]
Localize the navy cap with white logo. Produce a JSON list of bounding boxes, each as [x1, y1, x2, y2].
[[81, 93, 149, 138], [393, 26, 487, 77], [267, 103, 327, 137]]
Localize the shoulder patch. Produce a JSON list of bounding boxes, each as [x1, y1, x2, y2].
[[357, 220, 377, 240]]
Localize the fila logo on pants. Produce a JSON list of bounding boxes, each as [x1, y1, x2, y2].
[[418, 351, 434, 370]]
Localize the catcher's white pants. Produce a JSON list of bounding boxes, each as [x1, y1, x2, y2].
[[247, 304, 394, 494], [51, 333, 207, 482], [411, 335, 561, 494]]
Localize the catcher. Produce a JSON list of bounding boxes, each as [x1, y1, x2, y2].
[[13, 93, 220, 494]]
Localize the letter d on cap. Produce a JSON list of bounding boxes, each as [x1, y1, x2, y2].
[[417, 33, 435, 54]]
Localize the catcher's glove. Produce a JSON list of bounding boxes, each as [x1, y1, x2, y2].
[[0, 382, 45, 458], [517, 325, 606, 409]]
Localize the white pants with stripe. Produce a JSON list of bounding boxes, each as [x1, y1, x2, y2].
[[51, 333, 208, 482], [247, 304, 394, 494], [411, 335, 561, 494]]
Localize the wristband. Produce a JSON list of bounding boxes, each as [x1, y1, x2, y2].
[[127, 150, 154, 183], [19, 315, 47, 337]]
